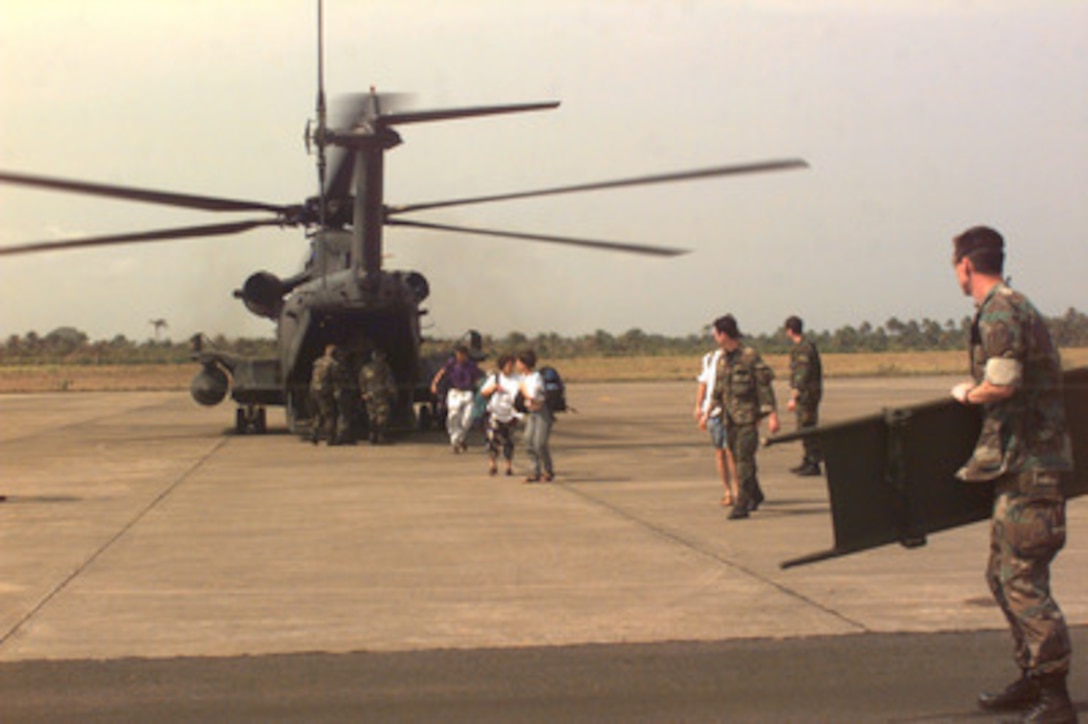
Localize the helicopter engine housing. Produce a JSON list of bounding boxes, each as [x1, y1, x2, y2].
[[190, 363, 229, 406], [237, 271, 287, 319], [405, 271, 429, 302]]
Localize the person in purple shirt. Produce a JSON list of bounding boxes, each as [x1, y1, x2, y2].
[[430, 345, 483, 453]]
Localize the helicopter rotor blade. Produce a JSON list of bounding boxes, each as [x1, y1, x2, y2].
[[324, 151, 357, 200], [385, 217, 688, 257], [377, 100, 559, 127], [0, 219, 285, 256], [323, 93, 385, 199], [336, 91, 415, 125], [386, 158, 808, 216], [0, 170, 295, 215], [323, 97, 552, 200]]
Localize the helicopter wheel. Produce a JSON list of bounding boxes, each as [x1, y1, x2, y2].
[[417, 404, 434, 431], [235, 405, 268, 435]]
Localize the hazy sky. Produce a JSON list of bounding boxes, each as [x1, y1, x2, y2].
[[2, 0, 1085, 342]]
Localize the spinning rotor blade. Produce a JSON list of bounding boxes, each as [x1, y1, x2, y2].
[[335, 91, 415, 125], [0, 219, 284, 256], [324, 152, 356, 200], [323, 98, 558, 200], [386, 159, 809, 216], [0, 170, 292, 215], [377, 101, 560, 127], [386, 217, 687, 257], [323, 93, 414, 199]]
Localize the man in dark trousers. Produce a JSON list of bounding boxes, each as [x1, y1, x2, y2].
[[785, 315, 823, 477], [950, 225, 1075, 723], [709, 314, 780, 520]]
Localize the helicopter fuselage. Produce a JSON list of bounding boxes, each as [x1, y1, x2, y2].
[[192, 228, 431, 433]]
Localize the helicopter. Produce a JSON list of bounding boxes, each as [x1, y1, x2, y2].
[[0, 3, 808, 437]]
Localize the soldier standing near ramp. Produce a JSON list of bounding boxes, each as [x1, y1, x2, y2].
[[359, 349, 396, 445], [949, 226, 1075, 723], [309, 344, 341, 445], [331, 347, 357, 445], [710, 314, 780, 520]]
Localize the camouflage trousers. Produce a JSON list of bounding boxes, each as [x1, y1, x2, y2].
[[364, 394, 392, 431], [795, 402, 822, 465], [311, 391, 338, 442], [987, 473, 1071, 676], [726, 422, 764, 509]]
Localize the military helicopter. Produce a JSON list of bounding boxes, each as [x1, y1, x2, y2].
[[0, 2, 808, 436]]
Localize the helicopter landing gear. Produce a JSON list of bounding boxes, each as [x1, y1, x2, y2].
[[234, 405, 267, 434], [417, 403, 436, 431]]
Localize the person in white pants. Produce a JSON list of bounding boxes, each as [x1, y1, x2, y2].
[[430, 345, 483, 453]]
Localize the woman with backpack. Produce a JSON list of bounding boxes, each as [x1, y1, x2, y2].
[[516, 349, 555, 483]]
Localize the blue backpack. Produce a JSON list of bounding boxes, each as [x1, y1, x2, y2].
[[540, 366, 567, 412]]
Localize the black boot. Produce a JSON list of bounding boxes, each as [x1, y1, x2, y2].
[[1022, 672, 1077, 723], [749, 486, 765, 512], [797, 462, 822, 477], [728, 492, 750, 519], [978, 672, 1040, 712]]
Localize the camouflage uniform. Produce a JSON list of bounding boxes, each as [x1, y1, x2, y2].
[[309, 351, 339, 444], [712, 345, 777, 515], [789, 337, 823, 468], [959, 282, 1073, 677], [359, 354, 396, 443], [330, 352, 356, 444]]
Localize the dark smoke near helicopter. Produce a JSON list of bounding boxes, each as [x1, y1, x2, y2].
[[0, 1, 807, 437]]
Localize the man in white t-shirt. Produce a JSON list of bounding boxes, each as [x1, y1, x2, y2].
[[695, 348, 737, 506]]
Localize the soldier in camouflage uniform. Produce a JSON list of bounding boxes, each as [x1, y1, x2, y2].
[[785, 315, 823, 476], [949, 226, 1075, 723], [710, 314, 780, 520], [330, 347, 357, 445], [359, 348, 396, 444], [309, 343, 341, 445]]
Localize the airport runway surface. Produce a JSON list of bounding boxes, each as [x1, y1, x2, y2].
[[1, 378, 1084, 721]]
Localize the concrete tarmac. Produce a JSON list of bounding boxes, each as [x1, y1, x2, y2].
[[1, 378, 1085, 721]]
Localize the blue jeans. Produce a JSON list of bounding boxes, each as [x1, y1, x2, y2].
[[524, 409, 554, 477], [707, 415, 728, 449]]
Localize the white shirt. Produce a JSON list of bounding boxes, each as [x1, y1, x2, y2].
[[522, 370, 545, 409], [485, 372, 522, 422], [697, 349, 722, 416]]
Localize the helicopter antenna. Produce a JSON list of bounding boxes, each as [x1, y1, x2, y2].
[[315, 0, 328, 229]]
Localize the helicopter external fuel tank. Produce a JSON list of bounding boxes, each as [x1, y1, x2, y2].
[[190, 363, 229, 406]]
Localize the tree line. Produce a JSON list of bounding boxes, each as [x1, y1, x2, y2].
[[3, 307, 1087, 365]]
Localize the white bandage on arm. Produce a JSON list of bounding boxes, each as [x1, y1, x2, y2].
[[984, 357, 1023, 387]]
